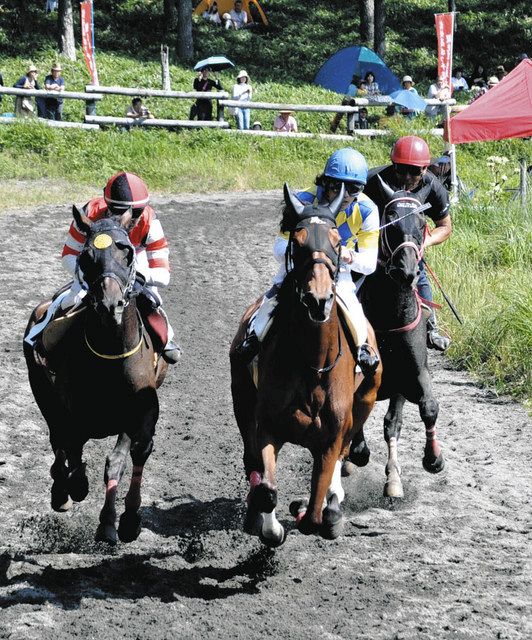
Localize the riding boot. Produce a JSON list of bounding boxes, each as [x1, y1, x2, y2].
[[426, 313, 450, 351], [233, 330, 260, 365], [357, 343, 380, 378], [157, 306, 182, 364]]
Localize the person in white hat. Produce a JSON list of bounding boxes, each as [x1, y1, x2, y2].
[[232, 69, 253, 130], [44, 62, 65, 121], [398, 74, 421, 119], [13, 63, 42, 118], [274, 109, 298, 132]]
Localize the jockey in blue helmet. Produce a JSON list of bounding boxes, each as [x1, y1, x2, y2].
[[237, 147, 381, 377]]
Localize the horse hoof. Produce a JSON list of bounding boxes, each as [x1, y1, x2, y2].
[[67, 463, 89, 502], [248, 482, 277, 514], [320, 494, 344, 540], [383, 481, 404, 498], [95, 523, 118, 546], [349, 442, 371, 467], [259, 524, 286, 548], [423, 454, 445, 474], [117, 510, 142, 543], [289, 498, 309, 519], [297, 513, 320, 536], [341, 460, 355, 477], [243, 510, 262, 536], [51, 483, 73, 512]]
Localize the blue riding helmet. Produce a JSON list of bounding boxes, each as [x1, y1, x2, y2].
[[324, 148, 368, 185]]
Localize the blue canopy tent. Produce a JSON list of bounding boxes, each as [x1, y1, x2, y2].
[[314, 46, 401, 96]]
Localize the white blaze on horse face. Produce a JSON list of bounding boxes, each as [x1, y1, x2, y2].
[[309, 216, 327, 225]]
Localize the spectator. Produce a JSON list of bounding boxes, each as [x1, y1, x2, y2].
[[190, 67, 223, 121], [356, 107, 369, 130], [224, 0, 248, 30], [330, 74, 359, 134], [468, 75, 498, 104], [426, 74, 451, 119], [232, 69, 252, 130], [397, 75, 420, 119], [471, 63, 487, 88], [44, 62, 65, 121], [357, 80, 369, 97], [14, 64, 42, 118], [364, 71, 380, 97], [428, 154, 452, 191], [495, 65, 507, 81], [252, 121, 262, 130], [274, 110, 298, 133], [451, 68, 469, 92], [125, 97, 155, 120], [202, 1, 221, 25]]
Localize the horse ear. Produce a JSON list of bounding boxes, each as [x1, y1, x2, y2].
[[72, 205, 91, 234], [328, 183, 345, 217], [119, 207, 133, 229], [283, 182, 305, 217], [377, 174, 395, 201]]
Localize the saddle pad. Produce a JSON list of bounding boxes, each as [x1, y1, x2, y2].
[[42, 307, 85, 354], [144, 310, 167, 353], [335, 295, 362, 348]]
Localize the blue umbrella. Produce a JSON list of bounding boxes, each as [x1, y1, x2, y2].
[[389, 89, 427, 111], [194, 56, 235, 72]]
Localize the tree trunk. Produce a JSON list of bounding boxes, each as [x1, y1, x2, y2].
[[164, 0, 178, 33], [359, 0, 374, 48], [58, 0, 76, 61], [374, 0, 386, 58], [177, 0, 194, 62]]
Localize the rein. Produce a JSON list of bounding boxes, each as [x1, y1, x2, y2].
[[84, 323, 143, 360], [308, 324, 343, 374]]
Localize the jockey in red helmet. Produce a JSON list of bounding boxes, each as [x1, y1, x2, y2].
[[25, 172, 181, 363], [364, 136, 453, 351]]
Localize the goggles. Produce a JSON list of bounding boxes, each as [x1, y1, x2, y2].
[[395, 164, 425, 176], [328, 179, 364, 196]]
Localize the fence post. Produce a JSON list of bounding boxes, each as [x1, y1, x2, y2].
[[161, 45, 171, 91], [519, 158, 528, 208], [85, 98, 97, 116], [217, 98, 225, 122]]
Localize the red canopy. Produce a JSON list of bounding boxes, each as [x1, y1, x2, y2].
[[446, 59, 532, 144]]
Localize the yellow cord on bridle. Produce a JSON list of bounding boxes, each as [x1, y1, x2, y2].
[[84, 332, 143, 360]]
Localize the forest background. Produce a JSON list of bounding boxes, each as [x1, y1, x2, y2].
[[0, 0, 530, 404]]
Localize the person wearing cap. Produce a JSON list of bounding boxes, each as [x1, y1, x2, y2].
[[25, 173, 181, 364], [356, 107, 369, 130], [13, 64, 42, 118], [44, 63, 65, 121], [235, 148, 381, 377], [251, 121, 262, 130], [232, 69, 252, 130], [397, 75, 421, 119], [495, 65, 507, 81], [364, 136, 452, 351], [191, 67, 223, 121], [274, 109, 298, 133]]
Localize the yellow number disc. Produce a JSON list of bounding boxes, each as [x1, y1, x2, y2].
[[93, 233, 113, 250]]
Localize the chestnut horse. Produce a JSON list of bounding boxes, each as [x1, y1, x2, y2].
[[230, 185, 381, 545], [347, 187, 445, 497], [23, 208, 168, 545]]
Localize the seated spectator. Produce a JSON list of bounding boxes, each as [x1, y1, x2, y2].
[[44, 63, 65, 121], [356, 107, 370, 130], [125, 97, 155, 120], [495, 65, 507, 81], [224, 0, 248, 30], [330, 74, 359, 133], [274, 110, 298, 133], [252, 121, 262, 130], [468, 76, 498, 104], [426, 74, 451, 119], [202, 1, 221, 24], [232, 69, 252, 130], [14, 64, 42, 118], [357, 80, 368, 97], [397, 75, 420, 119], [451, 68, 469, 92], [471, 63, 487, 88], [364, 71, 380, 97], [190, 67, 223, 121]]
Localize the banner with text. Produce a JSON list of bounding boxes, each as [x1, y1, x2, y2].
[[434, 12, 454, 92], [81, 0, 99, 85]]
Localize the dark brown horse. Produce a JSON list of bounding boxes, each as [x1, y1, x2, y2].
[[230, 185, 381, 545], [23, 207, 168, 545], [347, 187, 445, 497]]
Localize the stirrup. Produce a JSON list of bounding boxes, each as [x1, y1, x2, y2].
[[233, 332, 259, 365], [357, 343, 379, 378], [162, 340, 182, 364]]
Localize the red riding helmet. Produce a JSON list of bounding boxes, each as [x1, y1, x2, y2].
[[103, 172, 150, 212], [391, 136, 431, 167]]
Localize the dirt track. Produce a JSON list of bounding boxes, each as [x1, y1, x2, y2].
[[0, 193, 530, 639]]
